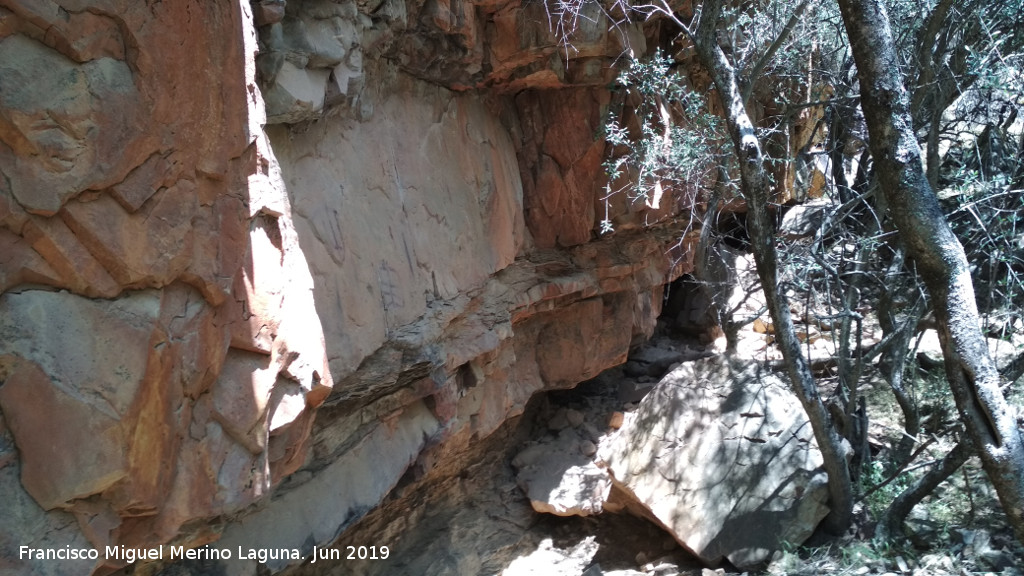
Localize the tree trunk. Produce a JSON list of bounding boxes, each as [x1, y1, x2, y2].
[[690, 0, 854, 535], [839, 0, 1024, 543]]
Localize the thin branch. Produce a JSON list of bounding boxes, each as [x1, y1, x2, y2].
[[859, 435, 940, 501], [742, 0, 814, 106]]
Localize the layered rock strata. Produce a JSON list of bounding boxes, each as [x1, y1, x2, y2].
[[0, 1, 696, 574]]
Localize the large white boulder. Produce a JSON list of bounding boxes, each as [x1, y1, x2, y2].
[[599, 357, 831, 569]]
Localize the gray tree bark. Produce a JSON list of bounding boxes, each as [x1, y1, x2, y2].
[[838, 0, 1024, 543]]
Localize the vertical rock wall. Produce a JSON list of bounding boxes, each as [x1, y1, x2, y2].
[[0, 1, 696, 574], [0, 3, 334, 574]]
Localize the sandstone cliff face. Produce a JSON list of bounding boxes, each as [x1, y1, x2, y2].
[[0, 1, 692, 574]]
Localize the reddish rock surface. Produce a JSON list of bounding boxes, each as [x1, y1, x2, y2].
[[0, 1, 698, 574], [0, 2, 332, 573]]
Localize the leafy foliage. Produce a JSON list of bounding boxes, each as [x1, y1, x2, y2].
[[600, 51, 726, 233]]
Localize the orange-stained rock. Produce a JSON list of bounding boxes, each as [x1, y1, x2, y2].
[[107, 152, 180, 213], [0, 357, 127, 510], [212, 350, 277, 455], [227, 215, 288, 355], [0, 0, 251, 295], [0, 32, 153, 216], [0, 1, 703, 573], [61, 182, 197, 289], [0, 286, 231, 524], [2, 1, 126, 63], [185, 190, 249, 306], [484, 0, 643, 90], [20, 216, 122, 297], [0, 227, 62, 293], [515, 89, 611, 248], [159, 283, 229, 401]]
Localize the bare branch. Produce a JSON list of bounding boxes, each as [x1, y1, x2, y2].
[[741, 0, 815, 106]]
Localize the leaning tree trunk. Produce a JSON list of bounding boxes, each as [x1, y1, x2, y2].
[[688, 0, 854, 535], [839, 0, 1024, 543]]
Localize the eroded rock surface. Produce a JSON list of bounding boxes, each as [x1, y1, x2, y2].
[[0, 0, 696, 574], [513, 427, 611, 518], [0, 3, 338, 573], [254, 0, 646, 123], [600, 357, 831, 569]]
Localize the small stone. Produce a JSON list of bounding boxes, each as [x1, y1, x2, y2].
[[649, 561, 679, 576], [978, 549, 1014, 571], [609, 412, 624, 429], [624, 361, 646, 377], [566, 408, 585, 428], [512, 444, 544, 468], [254, 2, 286, 26], [580, 440, 597, 457], [634, 551, 647, 566], [548, 408, 570, 431], [919, 553, 954, 572], [752, 317, 772, 334]]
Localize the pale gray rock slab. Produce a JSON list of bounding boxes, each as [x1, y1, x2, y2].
[[600, 356, 830, 569], [513, 430, 611, 517], [501, 535, 599, 576], [217, 400, 440, 574], [779, 200, 836, 239]]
